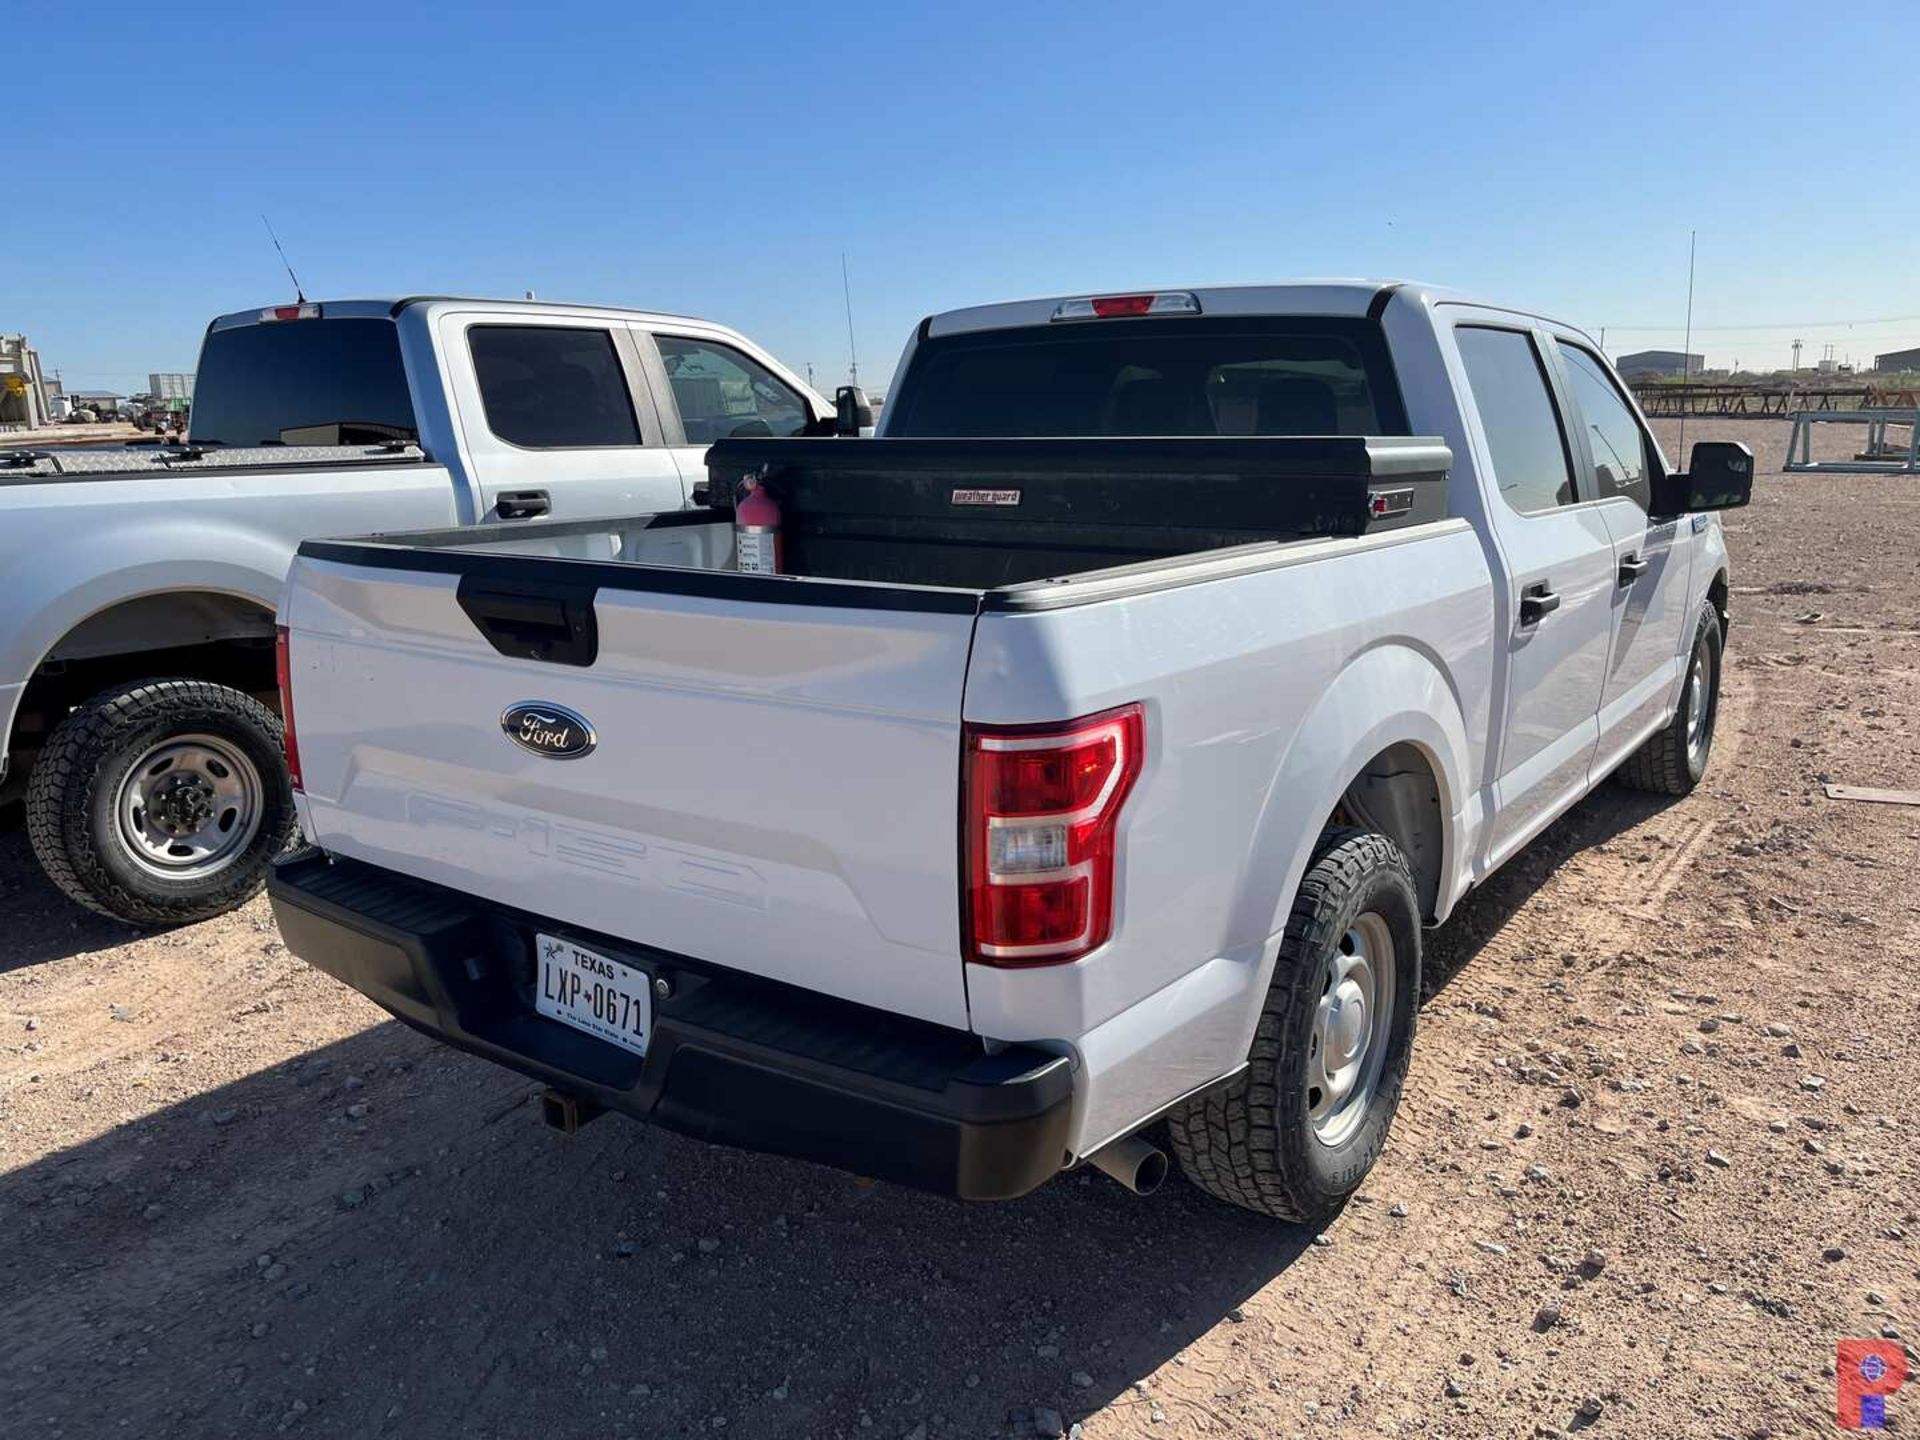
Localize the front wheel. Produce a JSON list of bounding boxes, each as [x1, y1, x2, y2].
[[1617, 602, 1723, 796], [25, 679, 296, 926], [1167, 828, 1421, 1222]]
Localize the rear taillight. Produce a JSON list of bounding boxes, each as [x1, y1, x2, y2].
[[274, 624, 302, 792], [964, 703, 1144, 966]]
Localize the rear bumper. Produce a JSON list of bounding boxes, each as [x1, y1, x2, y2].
[[267, 850, 1074, 1200]]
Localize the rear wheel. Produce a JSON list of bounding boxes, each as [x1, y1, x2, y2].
[[25, 679, 295, 926], [1617, 602, 1723, 796], [1167, 828, 1421, 1222]]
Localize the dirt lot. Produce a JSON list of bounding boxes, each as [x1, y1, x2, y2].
[[2, 418, 1916, 1439]]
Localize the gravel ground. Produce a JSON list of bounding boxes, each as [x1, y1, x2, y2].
[[1, 418, 1916, 1439]]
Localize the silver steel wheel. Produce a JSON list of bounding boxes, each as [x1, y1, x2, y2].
[[1684, 644, 1712, 769], [1307, 911, 1396, 1147], [115, 733, 264, 881]]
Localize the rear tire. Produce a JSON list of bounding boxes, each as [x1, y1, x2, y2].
[[1616, 603, 1723, 796], [1167, 828, 1421, 1222], [25, 679, 295, 927]]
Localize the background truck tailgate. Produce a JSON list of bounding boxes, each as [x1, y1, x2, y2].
[[282, 555, 979, 1028]]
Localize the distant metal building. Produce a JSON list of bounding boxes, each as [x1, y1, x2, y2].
[[1615, 349, 1705, 379], [0, 334, 52, 430], [1873, 346, 1920, 373], [148, 371, 195, 402]]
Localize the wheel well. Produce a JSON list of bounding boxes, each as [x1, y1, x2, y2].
[[3, 593, 279, 803], [1708, 568, 1730, 633], [1337, 742, 1445, 921]]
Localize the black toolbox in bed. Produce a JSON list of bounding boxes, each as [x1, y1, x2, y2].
[[703, 435, 1453, 589]]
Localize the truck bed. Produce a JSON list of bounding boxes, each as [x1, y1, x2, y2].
[[302, 434, 1454, 624]]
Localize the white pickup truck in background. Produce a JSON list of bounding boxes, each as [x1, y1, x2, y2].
[[268, 281, 1750, 1221], [0, 297, 835, 924]]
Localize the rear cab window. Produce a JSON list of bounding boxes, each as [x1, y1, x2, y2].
[[885, 317, 1408, 439], [189, 318, 417, 447]]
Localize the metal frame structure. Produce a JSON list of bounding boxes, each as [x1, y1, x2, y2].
[[1783, 409, 1920, 474], [1634, 384, 1920, 419]]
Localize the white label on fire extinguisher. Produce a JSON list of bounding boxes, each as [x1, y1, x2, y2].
[[736, 526, 779, 574]]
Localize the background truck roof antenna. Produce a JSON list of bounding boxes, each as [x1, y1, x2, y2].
[[260, 214, 307, 304]]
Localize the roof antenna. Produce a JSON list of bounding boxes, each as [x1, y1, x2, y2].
[[841, 251, 859, 388], [1677, 229, 1696, 465], [261, 214, 306, 303]]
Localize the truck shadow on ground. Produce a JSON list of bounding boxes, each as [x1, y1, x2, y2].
[[0, 829, 147, 974], [0, 781, 1685, 1438], [0, 1021, 1312, 1440]]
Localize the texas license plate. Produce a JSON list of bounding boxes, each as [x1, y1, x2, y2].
[[535, 933, 651, 1057]]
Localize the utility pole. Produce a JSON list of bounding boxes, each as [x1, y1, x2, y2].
[[1791, 338, 1803, 373]]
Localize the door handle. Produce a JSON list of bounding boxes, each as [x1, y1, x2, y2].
[[1518, 583, 1561, 627], [495, 489, 551, 521], [1617, 553, 1649, 586]]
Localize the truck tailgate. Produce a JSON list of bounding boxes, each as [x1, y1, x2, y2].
[[282, 554, 979, 1028]]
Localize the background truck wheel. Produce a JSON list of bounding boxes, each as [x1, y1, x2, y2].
[[1167, 828, 1421, 1223], [1616, 603, 1723, 797], [25, 679, 296, 927]]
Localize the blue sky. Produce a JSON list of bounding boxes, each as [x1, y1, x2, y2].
[[15, 0, 1920, 393]]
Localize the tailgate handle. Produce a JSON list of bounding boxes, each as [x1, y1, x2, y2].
[[455, 579, 599, 667]]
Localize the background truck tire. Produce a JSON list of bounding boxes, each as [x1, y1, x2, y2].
[[1616, 603, 1723, 797], [25, 679, 296, 927], [1167, 828, 1421, 1223]]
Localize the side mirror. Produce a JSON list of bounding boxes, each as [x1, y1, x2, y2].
[[834, 385, 874, 437], [1651, 440, 1753, 518]]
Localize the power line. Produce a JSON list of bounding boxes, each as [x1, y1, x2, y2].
[[1603, 310, 1920, 333]]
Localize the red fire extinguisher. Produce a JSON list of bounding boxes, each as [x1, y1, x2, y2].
[[734, 475, 782, 574]]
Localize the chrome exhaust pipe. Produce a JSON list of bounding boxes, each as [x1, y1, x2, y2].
[[1087, 1134, 1169, 1195]]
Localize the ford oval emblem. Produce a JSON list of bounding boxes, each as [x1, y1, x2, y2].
[[501, 702, 596, 760]]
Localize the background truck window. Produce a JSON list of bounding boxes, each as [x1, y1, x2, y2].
[[1455, 326, 1579, 515], [885, 317, 1407, 439], [188, 318, 417, 447], [468, 326, 641, 449], [1556, 341, 1656, 510], [655, 336, 811, 443]]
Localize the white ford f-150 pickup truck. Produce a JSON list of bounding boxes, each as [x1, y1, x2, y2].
[[1, 297, 834, 924], [267, 281, 1750, 1220]]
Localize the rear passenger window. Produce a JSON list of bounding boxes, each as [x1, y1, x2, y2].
[[468, 326, 640, 449], [1455, 327, 1577, 515], [1556, 342, 1654, 509]]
